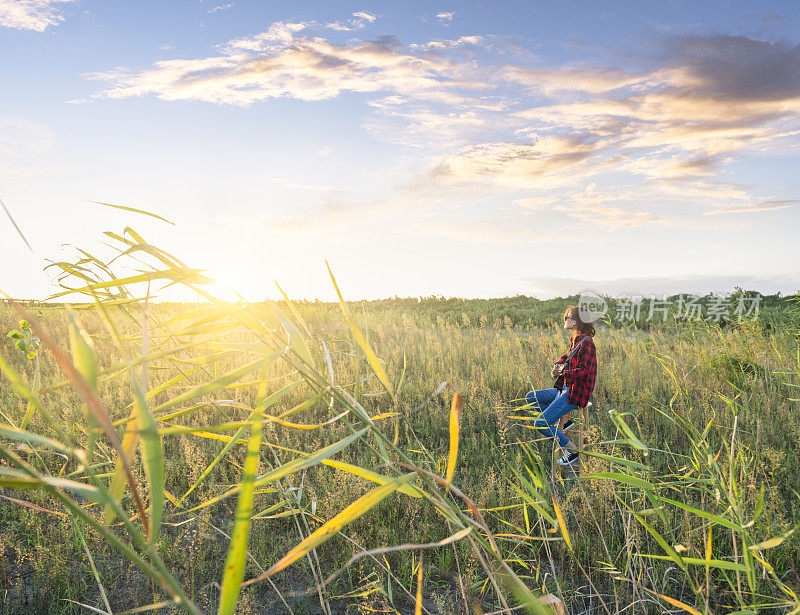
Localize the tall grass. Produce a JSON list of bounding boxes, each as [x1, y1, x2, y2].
[[0, 222, 798, 614]]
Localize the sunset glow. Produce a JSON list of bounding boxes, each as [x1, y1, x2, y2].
[[2, 1, 799, 300]]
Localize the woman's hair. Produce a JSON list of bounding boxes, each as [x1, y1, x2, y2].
[[564, 305, 596, 338]]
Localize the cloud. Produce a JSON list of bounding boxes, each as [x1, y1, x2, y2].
[[87, 26, 800, 229], [512, 183, 660, 230], [88, 24, 483, 106], [325, 11, 377, 31], [363, 100, 491, 148], [410, 35, 483, 50], [352, 11, 376, 23], [436, 11, 454, 23], [0, 0, 73, 31], [511, 35, 800, 163], [208, 3, 233, 13], [704, 199, 799, 215], [429, 134, 609, 189]]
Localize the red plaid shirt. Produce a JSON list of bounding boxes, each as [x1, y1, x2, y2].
[[556, 333, 597, 408]]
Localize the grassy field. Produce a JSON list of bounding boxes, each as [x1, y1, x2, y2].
[[1, 229, 799, 615]]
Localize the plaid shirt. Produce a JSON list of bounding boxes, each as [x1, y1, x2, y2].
[[555, 333, 597, 408]]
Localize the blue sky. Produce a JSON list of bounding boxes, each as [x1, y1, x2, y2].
[[2, 0, 800, 301]]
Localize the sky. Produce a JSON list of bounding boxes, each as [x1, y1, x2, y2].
[[1, 0, 800, 302]]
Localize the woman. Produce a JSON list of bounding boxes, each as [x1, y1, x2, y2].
[[526, 305, 597, 466]]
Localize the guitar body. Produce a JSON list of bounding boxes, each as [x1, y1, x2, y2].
[[553, 364, 566, 390]]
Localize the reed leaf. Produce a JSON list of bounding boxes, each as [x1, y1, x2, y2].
[[637, 554, 748, 571], [657, 495, 743, 531], [152, 356, 273, 414], [93, 201, 175, 225], [581, 472, 654, 491], [326, 261, 394, 402], [749, 528, 795, 551], [445, 392, 462, 485], [0, 467, 102, 502], [653, 591, 703, 615], [552, 495, 572, 552], [631, 511, 686, 573], [132, 376, 164, 543], [271, 300, 315, 368], [256, 473, 414, 581], [322, 459, 425, 498], [414, 555, 423, 615], [218, 409, 263, 615], [181, 428, 368, 514], [68, 312, 98, 391]]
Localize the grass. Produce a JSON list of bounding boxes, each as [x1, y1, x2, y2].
[[0, 223, 798, 614]]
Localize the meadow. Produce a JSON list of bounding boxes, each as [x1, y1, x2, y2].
[[1, 227, 799, 615]]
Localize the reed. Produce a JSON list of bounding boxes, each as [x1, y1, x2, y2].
[[0, 219, 798, 614]]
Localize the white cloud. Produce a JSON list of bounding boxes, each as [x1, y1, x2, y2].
[[86, 26, 800, 229], [0, 0, 74, 31], [436, 11, 454, 23], [429, 135, 609, 189], [324, 12, 378, 32], [208, 3, 233, 13], [704, 199, 799, 215], [411, 35, 483, 50], [513, 183, 660, 230], [89, 25, 485, 106], [352, 11, 376, 22]]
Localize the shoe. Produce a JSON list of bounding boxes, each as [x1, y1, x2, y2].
[[557, 450, 580, 466], [563, 419, 575, 432]]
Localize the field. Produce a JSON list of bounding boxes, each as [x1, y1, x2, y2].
[[1, 230, 799, 615]]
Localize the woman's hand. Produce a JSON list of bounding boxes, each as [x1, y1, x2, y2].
[[551, 364, 560, 378]]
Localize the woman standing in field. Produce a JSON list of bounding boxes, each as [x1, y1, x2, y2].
[[526, 305, 597, 466]]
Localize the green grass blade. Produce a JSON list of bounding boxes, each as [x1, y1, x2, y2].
[[273, 303, 314, 367], [152, 357, 273, 414], [631, 511, 686, 573], [68, 312, 98, 390], [218, 409, 263, 615], [581, 472, 654, 491], [20, 358, 40, 428], [552, 495, 572, 552], [580, 449, 649, 471], [132, 377, 164, 543], [445, 392, 462, 485], [181, 428, 368, 514], [326, 261, 394, 402], [92, 201, 175, 225], [657, 495, 743, 531], [637, 554, 748, 572], [322, 459, 425, 498], [256, 473, 414, 581], [0, 425, 87, 462]]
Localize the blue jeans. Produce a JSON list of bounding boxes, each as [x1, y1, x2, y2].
[[526, 387, 576, 448]]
